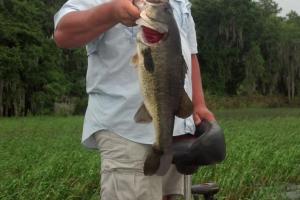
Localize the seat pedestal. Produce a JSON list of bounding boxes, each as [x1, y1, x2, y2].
[[191, 182, 219, 200]]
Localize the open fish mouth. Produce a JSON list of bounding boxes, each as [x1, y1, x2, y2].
[[141, 26, 168, 44], [136, 12, 169, 45], [134, 0, 171, 45]]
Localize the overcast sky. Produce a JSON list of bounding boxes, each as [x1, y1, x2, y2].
[[273, 0, 300, 16]]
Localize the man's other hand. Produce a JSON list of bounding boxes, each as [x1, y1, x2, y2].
[[193, 106, 215, 125], [112, 0, 141, 26]]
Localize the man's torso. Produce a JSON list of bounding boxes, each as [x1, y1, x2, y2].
[[54, 0, 197, 148]]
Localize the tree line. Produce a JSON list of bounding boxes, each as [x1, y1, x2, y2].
[[0, 0, 299, 116], [192, 0, 300, 99]]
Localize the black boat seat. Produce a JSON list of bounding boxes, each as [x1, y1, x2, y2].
[[172, 120, 226, 175]]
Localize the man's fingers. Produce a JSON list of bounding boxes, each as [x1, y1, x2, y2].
[[126, 2, 141, 19], [112, 0, 140, 25], [193, 109, 216, 125], [193, 113, 201, 125], [205, 111, 216, 122], [123, 20, 136, 27]]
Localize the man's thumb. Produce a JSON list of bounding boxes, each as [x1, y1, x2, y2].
[[193, 114, 201, 125], [127, 1, 141, 18]]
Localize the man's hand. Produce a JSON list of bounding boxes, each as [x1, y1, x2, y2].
[[193, 106, 215, 125], [112, 0, 141, 26]]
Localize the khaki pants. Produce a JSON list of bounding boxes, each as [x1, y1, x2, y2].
[[94, 130, 183, 200]]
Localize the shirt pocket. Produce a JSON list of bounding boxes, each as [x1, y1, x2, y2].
[[86, 24, 138, 56]]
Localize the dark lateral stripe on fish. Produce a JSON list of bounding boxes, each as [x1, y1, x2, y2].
[[142, 48, 155, 73]]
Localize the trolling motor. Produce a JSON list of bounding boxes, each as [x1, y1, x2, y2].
[[172, 120, 226, 200]]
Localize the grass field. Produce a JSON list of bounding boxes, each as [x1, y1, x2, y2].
[[0, 108, 299, 200]]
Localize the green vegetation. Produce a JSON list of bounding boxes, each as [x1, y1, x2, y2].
[[0, 0, 87, 116], [1, 0, 300, 116], [1, 108, 299, 199], [192, 0, 300, 98], [0, 116, 99, 200], [195, 108, 300, 199]]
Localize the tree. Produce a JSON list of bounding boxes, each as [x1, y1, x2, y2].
[[238, 43, 265, 95], [0, 0, 87, 116]]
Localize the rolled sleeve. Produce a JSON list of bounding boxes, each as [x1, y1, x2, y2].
[[54, 0, 103, 29]]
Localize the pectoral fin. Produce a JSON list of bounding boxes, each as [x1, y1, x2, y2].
[[134, 103, 153, 123], [175, 91, 193, 119], [132, 53, 139, 67]]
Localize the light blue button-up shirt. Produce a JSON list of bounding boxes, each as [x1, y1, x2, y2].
[[54, 0, 198, 149]]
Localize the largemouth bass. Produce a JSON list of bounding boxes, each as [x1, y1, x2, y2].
[[133, 0, 193, 176]]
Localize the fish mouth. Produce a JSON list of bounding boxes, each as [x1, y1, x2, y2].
[[141, 26, 168, 45], [136, 11, 169, 46]]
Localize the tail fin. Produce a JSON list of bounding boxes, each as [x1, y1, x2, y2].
[[143, 148, 162, 176]]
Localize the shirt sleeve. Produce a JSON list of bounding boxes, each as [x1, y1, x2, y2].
[[54, 0, 102, 29], [187, 14, 198, 54]]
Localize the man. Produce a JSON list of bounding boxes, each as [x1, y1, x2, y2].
[[54, 0, 215, 199]]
